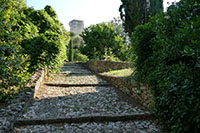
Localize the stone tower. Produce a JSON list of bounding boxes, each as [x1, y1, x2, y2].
[[69, 20, 84, 34]]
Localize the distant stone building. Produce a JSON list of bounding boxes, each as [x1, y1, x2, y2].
[[69, 20, 84, 34]]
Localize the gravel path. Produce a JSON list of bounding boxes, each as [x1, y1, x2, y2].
[[14, 63, 163, 132], [20, 86, 147, 120]]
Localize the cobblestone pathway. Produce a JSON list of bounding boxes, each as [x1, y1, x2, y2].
[[13, 63, 163, 133]]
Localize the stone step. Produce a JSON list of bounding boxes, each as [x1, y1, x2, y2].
[[12, 63, 163, 132], [14, 120, 162, 133], [45, 73, 107, 84], [44, 83, 113, 87], [21, 86, 149, 120], [60, 70, 92, 74], [14, 113, 154, 126], [60, 72, 94, 75], [63, 63, 81, 65]]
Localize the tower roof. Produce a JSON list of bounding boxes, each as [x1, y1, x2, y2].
[[69, 19, 84, 25]]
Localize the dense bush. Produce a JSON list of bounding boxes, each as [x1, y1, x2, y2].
[[80, 21, 129, 61], [74, 50, 89, 62], [20, 6, 68, 70], [0, 0, 30, 102], [131, 23, 156, 83], [22, 32, 67, 70], [103, 48, 120, 61], [0, 0, 69, 102], [131, 0, 200, 132]]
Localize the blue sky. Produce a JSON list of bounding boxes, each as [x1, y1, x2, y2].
[[26, 0, 179, 31]]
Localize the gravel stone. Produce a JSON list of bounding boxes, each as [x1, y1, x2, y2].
[[2, 63, 164, 132]]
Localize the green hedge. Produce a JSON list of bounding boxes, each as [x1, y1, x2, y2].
[[0, 1, 30, 102], [131, 0, 200, 132], [0, 0, 69, 102]]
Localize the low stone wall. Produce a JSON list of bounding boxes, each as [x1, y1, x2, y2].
[[87, 60, 132, 73], [86, 60, 154, 109], [99, 75, 154, 109], [26, 69, 46, 99]]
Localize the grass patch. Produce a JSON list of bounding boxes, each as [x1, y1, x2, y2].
[[102, 68, 133, 77]]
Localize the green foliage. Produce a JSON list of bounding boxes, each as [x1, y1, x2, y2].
[[131, 23, 156, 83], [44, 5, 58, 19], [80, 21, 129, 61], [110, 17, 130, 43], [73, 35, 83, 48], [131, 0, 200, 132], [68, 39, 74, 62], [0, 1, 30, 102], [22, 32, 66, 70], [149, 0, 163, 16], [119, 0, 163, 34], [20, 5, 68, 71], [119, 0, 147, 34], [69, 31, 76, 37], [1, 0, 27, 11], [0, 0, 69, 102], [103, 48, 120, 62], [74, 50, 89, 62]]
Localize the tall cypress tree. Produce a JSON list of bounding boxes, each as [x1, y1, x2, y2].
[[149, 0, 163, 16], [68, 39, 74, 62], [119, 0, 163, 35], [119, 0, 146, 34], [68, 32, 76, 62]]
